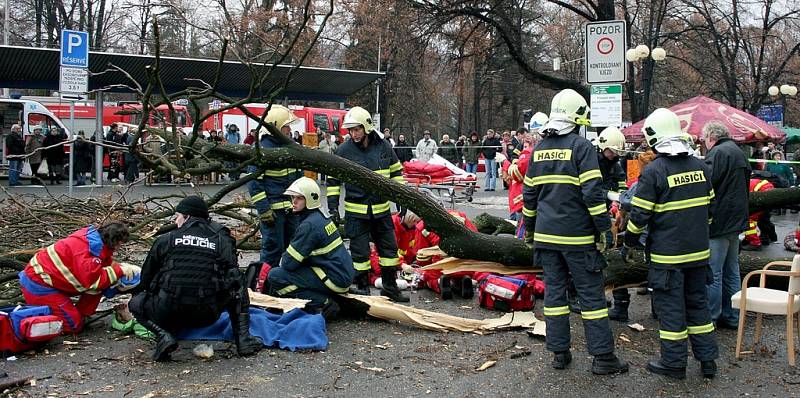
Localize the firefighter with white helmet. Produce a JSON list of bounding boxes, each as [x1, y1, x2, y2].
[[529, 112, 549, 135], [625, 108, 718, 379], [522, 88, 628, 374], [246, 105, 303, 282], [593, 126, 632, 321], [326, 106, 409, 302], [268, 177, 354, 319]]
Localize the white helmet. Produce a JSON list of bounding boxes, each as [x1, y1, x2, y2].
[[542, 89, 591, 135], [284, 177, 330, 217], [597, 126, 626, 153], [529, 112, 549, 133], [342, 106, 375, 132], [642, 108, 683, 148]]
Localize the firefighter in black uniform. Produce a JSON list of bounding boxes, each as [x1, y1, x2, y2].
[[129, 196, 262, 361], [522, 89, 628, 374], [247, 105, 303, 272], [269, 177, 355, 319], [327, 106, 409, 302], [594, 126, 632, 321], [625, 108, 718, 380]]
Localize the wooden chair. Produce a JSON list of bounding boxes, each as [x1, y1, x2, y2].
[[731, 254, 800, 366]]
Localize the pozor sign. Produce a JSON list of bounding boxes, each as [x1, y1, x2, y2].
[[584, 20, 627, 84]]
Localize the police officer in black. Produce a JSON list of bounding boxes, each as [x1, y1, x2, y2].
[[129, 196, 262, 361], [626, 108, 718, 379], [522, 89, 628, 375]]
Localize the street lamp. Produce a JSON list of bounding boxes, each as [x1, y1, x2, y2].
[[768, 84, 797, 127], [626, 44, 668, 120]]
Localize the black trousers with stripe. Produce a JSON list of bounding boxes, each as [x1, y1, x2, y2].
[[268, 266, 334, 309], [649, 265, 718, 368], [345, 215, 398, 273], [536, 248, 615, 356]]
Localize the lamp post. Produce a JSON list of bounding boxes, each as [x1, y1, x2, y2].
[[625, 44, 668, 121], [768, 84, 798, 127]]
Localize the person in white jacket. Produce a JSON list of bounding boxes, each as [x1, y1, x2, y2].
[[415, 130, 438, 162]]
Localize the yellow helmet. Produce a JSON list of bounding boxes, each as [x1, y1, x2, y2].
[[259, 105, 297, 137], [642, 108, 683, 147], [597, 126, 626, 153], [284, 177, 329, 217], [342, 106, 374, 132]]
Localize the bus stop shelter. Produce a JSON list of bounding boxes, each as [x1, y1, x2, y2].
[[0, 45, 383, 185]]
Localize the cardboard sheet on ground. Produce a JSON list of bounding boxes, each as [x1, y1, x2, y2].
[[420, 256, 541, 275], [341, 294, 544, 336], [247, 291, 544, 336]]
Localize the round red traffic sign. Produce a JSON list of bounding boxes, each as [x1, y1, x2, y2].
[[597, 37, 614, 55]]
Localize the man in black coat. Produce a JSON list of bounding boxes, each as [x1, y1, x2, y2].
[[702, 121, 750, 329]]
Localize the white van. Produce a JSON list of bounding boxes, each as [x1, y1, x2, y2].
[[1, 99, 72, 169]]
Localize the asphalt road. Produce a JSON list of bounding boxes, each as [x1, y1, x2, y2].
[[3, 175, 800, 397]]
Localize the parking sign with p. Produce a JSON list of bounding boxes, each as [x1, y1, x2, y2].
[[60, 30, 89, 68]]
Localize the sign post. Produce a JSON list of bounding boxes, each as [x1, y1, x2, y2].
[[60, 29, 90, 193], [584, 20, 627, 84], [590, 84, 623, 128]]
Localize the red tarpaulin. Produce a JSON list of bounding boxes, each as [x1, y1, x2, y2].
[[622, 96, 785, 144]]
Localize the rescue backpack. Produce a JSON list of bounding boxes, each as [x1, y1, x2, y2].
[[0, 305, 63, 354], [478, 274, 543, 312]]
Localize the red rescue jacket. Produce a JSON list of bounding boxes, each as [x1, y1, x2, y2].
[[392, 213, 418, 265], [415, 210, 477, 265], [23, 226, 123, 295]]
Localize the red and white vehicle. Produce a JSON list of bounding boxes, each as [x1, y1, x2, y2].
[[42, 101, 193, 133], [202, 103, 348, 137]]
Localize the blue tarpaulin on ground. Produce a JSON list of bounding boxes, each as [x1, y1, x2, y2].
[[175, 308, 328, 351]]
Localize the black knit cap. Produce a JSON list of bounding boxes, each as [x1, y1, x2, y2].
[[176, 196, 209, 219]]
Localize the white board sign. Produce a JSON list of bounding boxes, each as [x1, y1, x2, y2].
[[59, 67, 88, 94], [585, 20, 627, 84]]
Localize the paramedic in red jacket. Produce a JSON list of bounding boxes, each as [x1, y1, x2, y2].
[[18, 222, 137, 333], [415, 210, 477, 299], [393, 210, 421, 266]]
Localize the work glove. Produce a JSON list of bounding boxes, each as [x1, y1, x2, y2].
[[330, 211, 341, 226], [624, 231, 642, 250], [119, 263, 142, 279], [260, 209, 276, 227], [523, 230, 535, 248], [596, 230, 612, 253]]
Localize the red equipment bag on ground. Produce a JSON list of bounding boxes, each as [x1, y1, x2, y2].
[[0, 305, 63, 354], [478, 275, 542, 312]]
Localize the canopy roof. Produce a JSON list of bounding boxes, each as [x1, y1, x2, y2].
[[623, 96, 785, 144], [0, 45, 383, 102]]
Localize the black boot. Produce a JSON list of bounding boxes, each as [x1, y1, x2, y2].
[[646, 360, 685, 379], [230, 293, 263, 357], [552, 350, 572, 369], [319, 299, 341, 321], [457, 277, 474, 299], [592, 353, 629, 375], [349, 272, 371, 295], [380, 267, 409, 302], [609, 289, 630, 322], [439, 276, 453, 300], [138, 319, 178, 361], [701, 360, 717, 379]]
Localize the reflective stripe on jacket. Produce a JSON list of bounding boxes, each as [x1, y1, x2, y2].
[[627, 154, 714, 268]]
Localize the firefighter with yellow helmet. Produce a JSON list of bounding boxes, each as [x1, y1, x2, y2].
[[268, 177, 354, 319], [522, 89, 628, 374], [625, 108, 718, 379], [326, 106, 409, 302], [247, 105, 303, 274]]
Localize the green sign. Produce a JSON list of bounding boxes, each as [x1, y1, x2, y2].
[[590, 84, 623, 127]]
